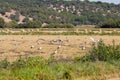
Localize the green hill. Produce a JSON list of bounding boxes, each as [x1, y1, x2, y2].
[[0, 0, 120, 25]]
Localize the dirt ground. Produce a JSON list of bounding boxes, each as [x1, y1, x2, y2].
[[0, 35, 120, 62]]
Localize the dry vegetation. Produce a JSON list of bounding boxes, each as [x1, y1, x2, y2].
[[0, 28, 120, 35], [0, 35, 120, 62]]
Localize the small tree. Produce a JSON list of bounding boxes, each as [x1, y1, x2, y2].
[[4, 21, 18, 28], [0, 18, 5, 28], [22, 17, 29, 23], [10, 13, 20, 22]]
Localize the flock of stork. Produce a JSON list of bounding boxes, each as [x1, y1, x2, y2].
[[29, 36, 100, 55], [30, 36, 69, 54], [0, 36, 100, 60]]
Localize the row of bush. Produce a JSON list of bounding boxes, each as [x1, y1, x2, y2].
[[97, 19, 120, 28], [43, 23, 74, 28], [0, 18, 74, 28]]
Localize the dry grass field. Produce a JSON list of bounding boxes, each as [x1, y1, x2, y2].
[[0, 35, 120, 62]]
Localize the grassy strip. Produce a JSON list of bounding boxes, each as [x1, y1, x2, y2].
[[0, 57, 120, 80], [0, 28, 120, 35], [0, 31, 120, 35]]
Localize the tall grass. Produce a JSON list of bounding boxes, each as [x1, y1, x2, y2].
[[0, 41, 120, 80]]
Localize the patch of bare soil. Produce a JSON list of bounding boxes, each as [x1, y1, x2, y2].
[[18, 14, 25, 24], [0, 9, 32, 24], [0, 14, 12, 22]]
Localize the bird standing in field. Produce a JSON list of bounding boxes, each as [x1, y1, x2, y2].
[[90, 37, 99, 45]]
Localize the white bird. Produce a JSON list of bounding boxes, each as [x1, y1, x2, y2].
[[38, 47, 42, 50], [81, 45, 86, 50], [81, 41, 86, 50], [90, 37, 99, 45], [31, 45, 34, 49], [90, 37, 96, 42], [57, 45, 62, 49], [54, 50, 58, 54]]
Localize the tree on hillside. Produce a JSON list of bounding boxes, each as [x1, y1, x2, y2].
[[4, 21, 18, 28], [0, 18, 5, 28], [22, 17, 29, 23], [10, 12, 20, 22]]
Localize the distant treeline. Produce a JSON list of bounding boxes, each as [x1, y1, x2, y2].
[[0, 18, 74, 28], [1, 17, 120, 28]]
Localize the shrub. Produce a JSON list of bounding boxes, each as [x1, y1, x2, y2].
[[43, 23, 74, 28], [16, 21, 42, 28], [0, 18, 5, 28], [4, 21, 18, 28], [97, 19, 120, 28], [11, 57, 26, 69], [22, 17, 29, 22], [10, 13, 20, 22], [36, 72, 55, 80], [57, 70, 73, 80], [79, 40, 120, 62], [0, 9, 6, 15], [0, 58, 10, 69]]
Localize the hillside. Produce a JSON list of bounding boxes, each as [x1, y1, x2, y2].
[[0, 9, 29, 24], [0, 0, 120, 25]]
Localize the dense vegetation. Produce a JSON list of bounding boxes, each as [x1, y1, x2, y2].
[[43, 23, 74, 28], [0, 19, 74, 28], [97, 19, 120, 28], [0, 0, 120, 27], [75, 40, 120, 62], [0, 18, 5, 28], [0, 41, 120, 80]]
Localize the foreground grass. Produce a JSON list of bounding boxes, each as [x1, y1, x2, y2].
[[0, 57, 120, 80], [0, 41, 120, 80]]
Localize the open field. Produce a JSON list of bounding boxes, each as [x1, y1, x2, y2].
[[0, 35, 120, 62], [0, 28, 120, 80], [0, 35, 120, 80]]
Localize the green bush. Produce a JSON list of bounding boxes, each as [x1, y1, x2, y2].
[[43, 23, 74, 28], [4, 21, 18, 28], [36, 72, 56, 80], [10, 12, 20, 22], [0, 18, 5, 28], [0, 58, 10, 69], [79, 40, 120, 62], [97, 19, 120, 28], [16, 21, 42, 28], [11, 57, 26, 69]]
